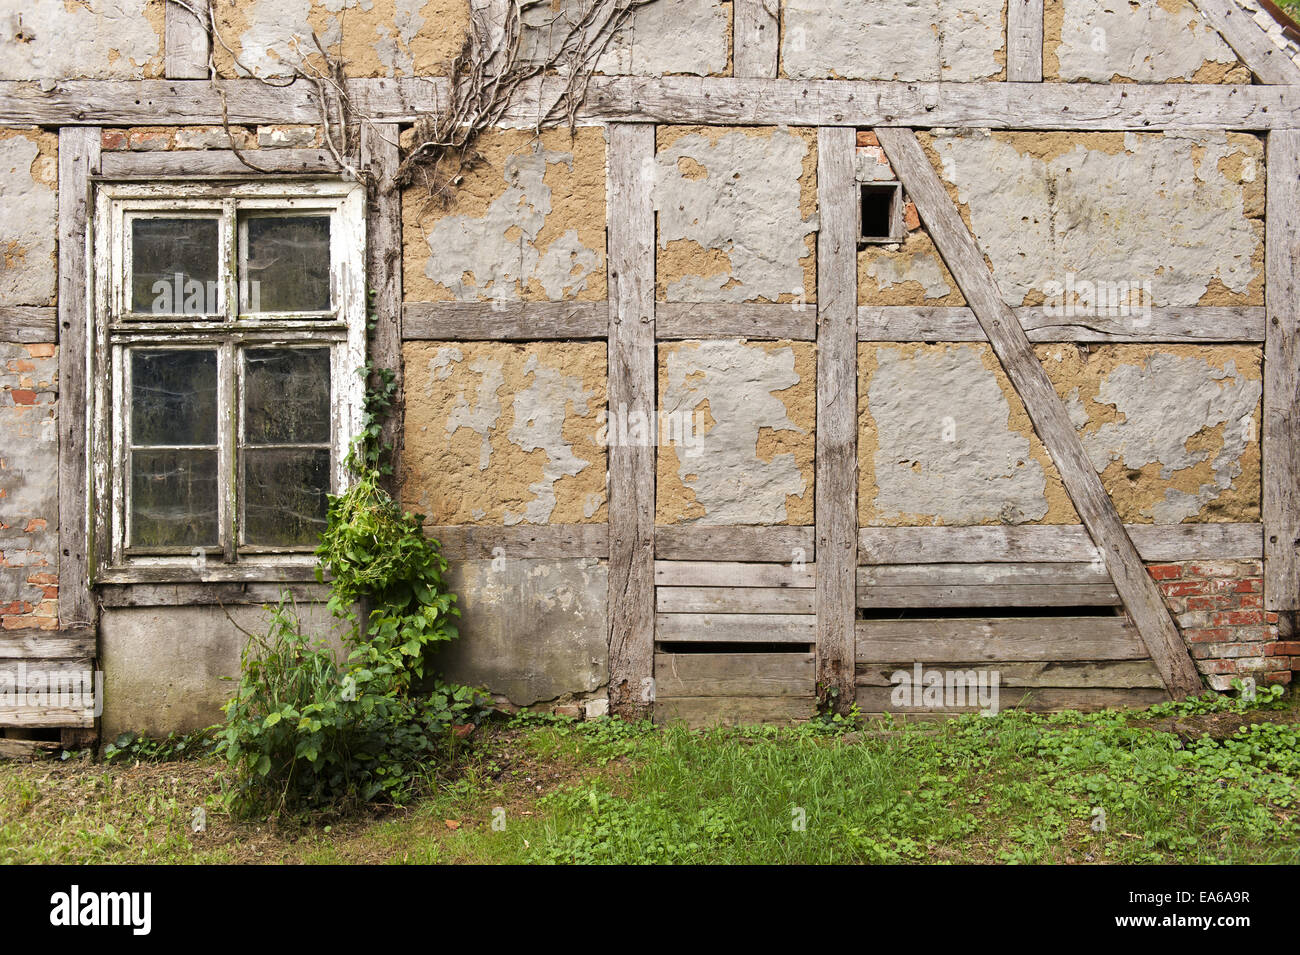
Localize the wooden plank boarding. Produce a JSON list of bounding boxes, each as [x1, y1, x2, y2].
[[1265, 129, 1300, 612], [1007, 0, 1044, 83], [402, 301, 608, 340], [732, 0, 780, 79], [654, 525, 814, 562], [855, 616, 1147, 662], [874, 127, 1202, 698], [655, 652, 815, 697], [654, 561, 816, 589], [815, 126, 858, 712], [57, 128, 99, 630], [606, 124, 656, 719], [656, 613, 816, 643]]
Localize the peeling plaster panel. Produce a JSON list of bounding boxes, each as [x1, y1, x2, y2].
[[925, 130, 1264, 308], [0, 130, 57, 307], [780, 0, 1005, 81], [858, 231, 965, 306], [657, 339, 815, 526], [0, 0, 163, 80], [401, 341, 607, 525], [434, 558, 607, 706], [403, 127, 606, 302], [1047, 0, 1250, 83], [215, 0, 468, 77], [654, 126, 818, 304]]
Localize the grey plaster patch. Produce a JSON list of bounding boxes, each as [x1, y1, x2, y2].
[[865, 251, 953, 300], [868, 346, 1050, 524], [435, 558, 607, 706], [441, 351, 504, 471], [1070, 353, 1261, 523], [0, 0, 159, 80], [1057, 0, 1241, 82], [422, 142, 601, 301], [662, 340, 806, 524], [654, 128, 817, 303], [929, 130, 1262, 307], [781, 0, 1004, 81], [0, 136, 56, 306]]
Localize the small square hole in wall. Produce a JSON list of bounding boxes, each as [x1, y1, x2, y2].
[[859, 182, 903, 244]]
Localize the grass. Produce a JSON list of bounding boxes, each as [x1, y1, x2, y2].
[[2, 691, 1299, 864]]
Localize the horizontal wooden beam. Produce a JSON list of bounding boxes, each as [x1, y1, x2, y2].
[[5, 77, 1300, 130], [95, 564, 321, 585], [402, 301, 607, 340], [855, 615, 1146, 661], [99, 148, 341, 177], [653, 695, 814, 726], [0, 306, 57, 343], [653, 525, 815, 562], [0, 628, 95, 660], [655, 652, 814, 697], [857, 305, 1267, 342], [857, 523, 1263, 563], [854, 685, 1167, 714], [656, 586, 817, 614], [656, 612, 817, 643], [857, 583, 1121, 608], [97, 582, 330, 608], [655, 302, 817, 340], [855, 660, 1163, 688], [425, 524, 608, 559], [654, 560, 816, 588]]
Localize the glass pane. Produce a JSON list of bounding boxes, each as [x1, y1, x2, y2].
[[131, 218, 220, 315], [243, 216, 331, 312], [131, 449, 219, 547], [244, 448, 330, 546], [131, 349, 218, 446], [244, 348, 331, 445]]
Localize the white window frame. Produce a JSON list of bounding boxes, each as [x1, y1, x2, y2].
[[89, 180, 367, 583]]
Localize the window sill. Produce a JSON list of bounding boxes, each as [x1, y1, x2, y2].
[[95, 563, 324, 586]]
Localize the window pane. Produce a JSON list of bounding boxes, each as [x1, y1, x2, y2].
[[131, 218, 219, 314], [244, 448, 330, 546], [243, 216, 331, 312], [244, 348, 331, 445], [131, 449, 219, 547], [131, 349, 218, 446]]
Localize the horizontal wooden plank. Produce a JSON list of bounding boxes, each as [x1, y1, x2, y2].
[[653, 695, 815, 727], [858, 562, 1113, 586], [402, 301, 608, 340], [857, 583, 1121, 608], [654, 561, 815, 588], [7, 78, 1300, 130], [858, 523, 1263, 563], [654, 525, 815, 562], [0, 629, 96, 660], [0, 706, 96, 729], [0, 306, 57, 343], [99, 148, 340, 177], [95, 564, 322, 585], [854, 615, 1147, 662], [0, 738, 62, 759], [655, 302, 817, 340], [656, 586, 817, 614], [854, 685, 1168, 714], [857, 306, 1267, 342], [656, 612, 817, 643], [855, 660, 1164, 689], [425, 524, 608, 559], [97, 582, 331, 608], [655, 652, 815, 697]]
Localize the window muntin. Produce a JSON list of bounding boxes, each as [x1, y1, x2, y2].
[[93, 182, 365, 577]]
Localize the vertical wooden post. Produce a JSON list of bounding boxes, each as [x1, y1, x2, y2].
[[734, 0, 780, 79], [362, 123, 404, 492], [164, 0, 211, 80], [815, 127, 858, 713], [1264, 129, 1300, 615], [57, 127, 100, 629], [607, 124, 656, 719], [1007, 0, 1044, 82]]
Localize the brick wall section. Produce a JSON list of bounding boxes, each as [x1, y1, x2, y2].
[[1, 343, 59, 630], [100, 125, 322, 152], [1147, 559, 1292, 691]]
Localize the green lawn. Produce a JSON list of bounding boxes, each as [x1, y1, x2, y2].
[[2, 690, 1298, 865]]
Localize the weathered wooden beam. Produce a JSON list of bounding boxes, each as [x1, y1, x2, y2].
[[656, 586, 817, 614], [1007, 0, 1044, 82], [57, 128, 98, 631], [98, 148, 339, 177], [606, 124, 656, 720], [733, 0, 780, 79], [854, 685, 1168, 714], [1264, 128, 1300, 611], [0, 627, 96, 659], [815, 127, 858, 713], [855, 660, 1164, 689], [654, 560, 816, 588], [0, 306, 57, 343], [875, 127, 1202, 698], [858, 561, 1114, 585], [1194, 0, 1300, 85], [656, 613, 817, 643], [655, 302, 817, 340], [653, 525, 815, 562], [7, 78, 1300, 130], [95, 564, 322, 585], [858, 583, 1121, 608], [362, 123, 404, 495], [164, 0, 211, 80], [423, 524, 608, 559], [654, 695, 814, 726], [859, 522, 1262, 564], [857, 305, 1267, 342], [855, 615, 1147, 662], [96, 582, 331, 608], [402, 301, 608, 340], [655, 651, 815, 696]]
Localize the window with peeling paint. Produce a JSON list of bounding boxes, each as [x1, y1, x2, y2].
[[91, 182, 366, 577]]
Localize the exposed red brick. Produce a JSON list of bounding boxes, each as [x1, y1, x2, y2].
[[25, 344, 54, 359], [857, 130, 880, 147], [1212, 610, 1266, 627], [1161, 580, 1211, 597], [1187, 594, 1238, 611], [1262, 671, 1293, 685], [1181, 627, 1231, 643], [101, 129, 128, 150], [1271, 641, 1300, 656], [9, 389, 37, 405], [1147, 563, 1184, 581]]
